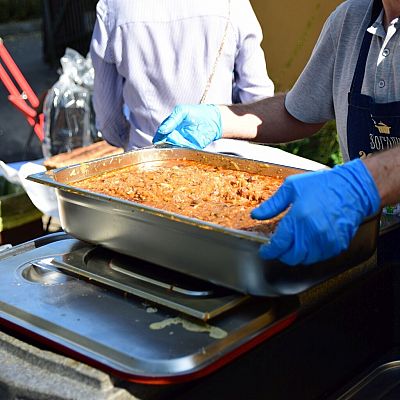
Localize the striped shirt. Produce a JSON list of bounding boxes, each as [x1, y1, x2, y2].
[[90, 0, 274, 150]]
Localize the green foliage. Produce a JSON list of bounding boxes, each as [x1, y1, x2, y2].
[[0, 0, 41, 23], [277, 120, 343, 167]]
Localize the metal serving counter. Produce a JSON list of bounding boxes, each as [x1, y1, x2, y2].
[[0, 222, 398, 399], [1, 146, 399, 398]]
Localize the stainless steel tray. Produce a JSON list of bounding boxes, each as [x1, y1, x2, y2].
[[0, 232, 298, 382], [28, 147, 380, 296]]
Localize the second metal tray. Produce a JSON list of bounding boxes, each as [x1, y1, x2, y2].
[[28, 147, 380, 296]]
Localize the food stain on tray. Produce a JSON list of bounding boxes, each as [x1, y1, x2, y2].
[[70, 159, 285, 235], [149, 317, 228, 339]]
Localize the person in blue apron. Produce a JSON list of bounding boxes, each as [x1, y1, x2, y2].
[[347, 0, 400, 215], [152, 0, 400, 266]]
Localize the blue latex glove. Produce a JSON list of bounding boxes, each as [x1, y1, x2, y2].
[[251, 159, 381, 265], [153, 104, 222, 149]]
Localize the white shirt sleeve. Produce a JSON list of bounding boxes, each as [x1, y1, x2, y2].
[[233, 0, 274, 103], [90, 0, 130, 148]]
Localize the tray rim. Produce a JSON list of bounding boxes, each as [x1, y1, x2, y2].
[[28, 147, 312, 244]]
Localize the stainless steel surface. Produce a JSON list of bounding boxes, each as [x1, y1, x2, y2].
[[28, 147, 380, 296], [379, 213, 400, 235], [0, 233, 296, 381], [0, 244, 12, 253], [50, 244, 250, 321], [336, 361, 400, 400]]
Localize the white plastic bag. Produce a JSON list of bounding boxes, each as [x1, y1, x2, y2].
[[0, 161, 59, 219], [18, 163, 60, 219]]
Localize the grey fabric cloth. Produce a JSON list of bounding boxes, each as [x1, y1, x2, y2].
[[285, 0, 400, 161]]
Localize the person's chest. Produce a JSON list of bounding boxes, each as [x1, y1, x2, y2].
[[362, 18, 400, 102]]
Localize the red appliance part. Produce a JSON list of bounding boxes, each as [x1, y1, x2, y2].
[[0, 37, 44, 141]]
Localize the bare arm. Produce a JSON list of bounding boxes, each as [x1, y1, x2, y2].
[[219, 92, 400, 207], [364, 146, 400, 206], [218, 93, 325, 143]]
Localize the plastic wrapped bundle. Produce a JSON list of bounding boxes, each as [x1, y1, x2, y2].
[[42, 48, 97, 158]]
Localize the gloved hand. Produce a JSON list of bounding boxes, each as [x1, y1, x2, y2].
[[152, 104, 222, 149], [251, 159, 381, 265]]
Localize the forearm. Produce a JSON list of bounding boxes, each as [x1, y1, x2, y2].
[[363, 146, 400, 206], [218, 93, 324, 143]]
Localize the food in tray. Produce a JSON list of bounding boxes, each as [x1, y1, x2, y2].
[[71, 159, 285, 234], [43, 140, 124, 169]]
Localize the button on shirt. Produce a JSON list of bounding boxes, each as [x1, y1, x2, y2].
[[90, 0, 274, 150], [382, 48, 390, 57], [285, 0, 400, 161], [369, 14, 399, 101]]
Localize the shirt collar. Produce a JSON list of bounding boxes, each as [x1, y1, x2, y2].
[[367, 9, 400, 38]]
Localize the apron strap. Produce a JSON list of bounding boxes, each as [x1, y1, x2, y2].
[[350, 0, 383, 93]]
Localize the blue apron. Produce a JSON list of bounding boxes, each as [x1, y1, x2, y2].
[[347, 0, 400, 160]]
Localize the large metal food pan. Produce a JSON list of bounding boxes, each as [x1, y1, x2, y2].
[[28, 147, 380, 296]]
